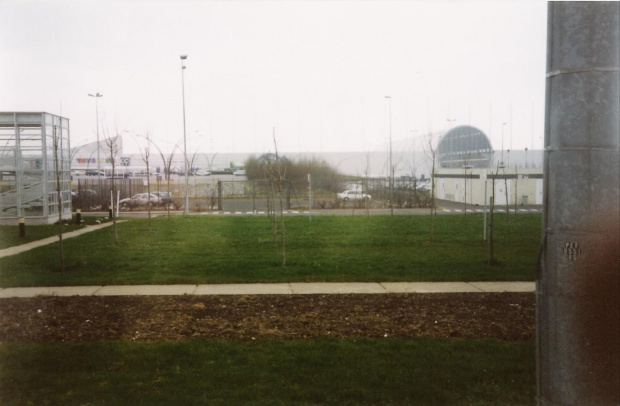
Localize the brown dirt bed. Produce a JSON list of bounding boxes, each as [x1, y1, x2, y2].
[[0, 293, 534, 343]]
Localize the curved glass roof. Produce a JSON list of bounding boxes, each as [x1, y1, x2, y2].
[[437, 125, 493, 168]]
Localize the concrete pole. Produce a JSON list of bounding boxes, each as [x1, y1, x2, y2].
[[538, 2, 619, 405]]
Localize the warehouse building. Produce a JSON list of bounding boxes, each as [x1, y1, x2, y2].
[[434, 125, 543, 207]]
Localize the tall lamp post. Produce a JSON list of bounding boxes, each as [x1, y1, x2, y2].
[[88, 93, 103, 182], [525, 147, 528, 168], [501, 122, 508, 166], [385, 96, 392, 217], [447, 119, 456, 161], [180, 54, 189, 216], [463, 164, 473, 214]]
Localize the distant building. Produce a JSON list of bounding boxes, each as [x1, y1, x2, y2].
[[0, 112, 72, 225], [433, 125, 543, 206], [437, 125, 493, 169]]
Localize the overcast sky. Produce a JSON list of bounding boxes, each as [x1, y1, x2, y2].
[[0, 0, 548, 155]]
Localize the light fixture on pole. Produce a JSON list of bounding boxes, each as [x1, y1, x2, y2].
[[385, 96, 393, 217], [447, 118, 456, 129], [88, 93, 103, 180], [180, 54, 189, 216], [525, 147, 529, 168]]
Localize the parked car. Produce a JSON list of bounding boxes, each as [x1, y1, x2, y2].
[[71, 170, 85, 177], [119, 193, 160, 208], [337, 190, 371, 201], [194, 169, 211, 176], [84, 170, 105, 176], [211, 168, 234, 175], [152, 191, 174, 205], [71, 189, 99, 209], [233, 169, 246, 176]]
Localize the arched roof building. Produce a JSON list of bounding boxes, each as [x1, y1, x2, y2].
[[437, 125, 493, 169]]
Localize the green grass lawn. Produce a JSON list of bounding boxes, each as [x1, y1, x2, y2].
[[0, 215, 111, 250], [0, 337, 535, 406], [0, 213, 541, 287]]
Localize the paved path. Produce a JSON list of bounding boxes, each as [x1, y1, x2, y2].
[[0, 222, 116, 259], [0, 281, 535, 298]]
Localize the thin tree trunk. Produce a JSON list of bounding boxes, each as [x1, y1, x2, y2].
[[278, 180, 286, 267], [146, 160, 152, 231], [429, 157, 436, 241], [53, 125, 65, 272], [504, 177, 510, 227], [488, 195, 495, 265], [273, 129, 286, 267]]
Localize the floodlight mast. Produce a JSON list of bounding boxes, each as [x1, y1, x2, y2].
[[385, 96, 392, 218], [180, 54, 189, 215], [538, 2, 620, 405], [88, 92, 103, 184]]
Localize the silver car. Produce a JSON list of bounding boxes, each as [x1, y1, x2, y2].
[[119, 193, 160, 208], [337, 190, 371, 201]]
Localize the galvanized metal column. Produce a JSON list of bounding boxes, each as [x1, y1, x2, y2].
[[538, 2, 619, 406], [13, 113, 23, 219]]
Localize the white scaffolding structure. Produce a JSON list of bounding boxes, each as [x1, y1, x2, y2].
[[0, 112, 72, 225]]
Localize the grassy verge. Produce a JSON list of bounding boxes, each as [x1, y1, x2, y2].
[[0, 337, 535, 406], [0, 215, 111, 250], [0, 214, 541, 286]]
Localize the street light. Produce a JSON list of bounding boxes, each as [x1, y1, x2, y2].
[[463, 164, 473, 215], [410, 129, 418, 185], [385, 96, 393, 218], [501, 122, 508, 166], [525, 147, 529, 168], [180, 54, 189, 215], [88, 92, 103, 182], [447, 118, 456, 129]]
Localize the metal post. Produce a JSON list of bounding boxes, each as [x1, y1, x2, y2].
[[252, 181, 256, 213], [482, 171, 487, 240], [538, 3, 619, 405], [88, 93, 103, 200], [464, 167, 467, 214], [308, 174, 312, 221], [18, 217, 25, 238], [385, 96, 393, 218], [217, 180, 222, 211], [180, 55, 189, 216], [13, 113, 22, 220], [96, 97, 100, 179]]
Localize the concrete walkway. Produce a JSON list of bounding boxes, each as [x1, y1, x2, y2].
[[0, 281, 535, 298], [0, 222, 116, 259]]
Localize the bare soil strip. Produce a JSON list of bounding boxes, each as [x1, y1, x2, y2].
[[0, 293, 534, 343]]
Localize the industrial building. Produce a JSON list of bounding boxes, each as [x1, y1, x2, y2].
[[0, 112, 72, 225], [434, 125, 543, 207]]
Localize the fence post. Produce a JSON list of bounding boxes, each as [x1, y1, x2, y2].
[[217, 180, 223, 211], [252, 181, 256, 213], [18, 217, 25, 237]]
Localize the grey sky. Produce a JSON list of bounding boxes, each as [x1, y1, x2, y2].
[[0, 0, 548, 155]]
